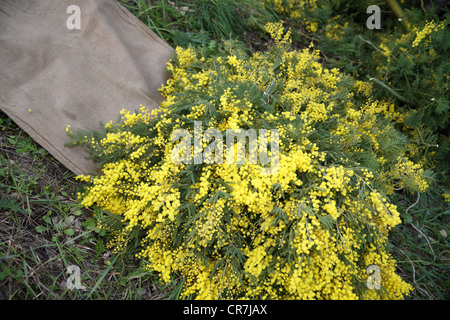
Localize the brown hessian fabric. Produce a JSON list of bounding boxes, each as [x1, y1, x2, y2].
[[0, 0, 174, 176]]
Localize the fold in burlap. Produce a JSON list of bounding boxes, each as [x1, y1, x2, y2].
[[0, 0, 174, 176]]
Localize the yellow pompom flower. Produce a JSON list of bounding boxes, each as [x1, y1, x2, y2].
[[72, 22, 426, 300]]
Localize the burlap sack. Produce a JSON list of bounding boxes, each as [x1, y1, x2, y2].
[[0, 0, 174, 176]]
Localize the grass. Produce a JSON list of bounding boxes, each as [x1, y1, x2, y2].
[[0, 111, 181, 299], [1, 0, 449, 300], [390, 187, 450, 299], [119, 0, 279, 50]]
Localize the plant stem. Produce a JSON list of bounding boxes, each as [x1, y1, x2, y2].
[[386, 0, 409, 29], [369, 76, 417, 107]]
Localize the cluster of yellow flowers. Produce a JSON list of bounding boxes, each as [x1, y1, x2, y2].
[[325, 21, 349, 41], [266, 0, 320, 33], [412, 20, 445, 47], [268, 0, 318, 18], [443, 193, 450, 203], [391, 157, 429, 192], [74, 22, 430, 299]]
